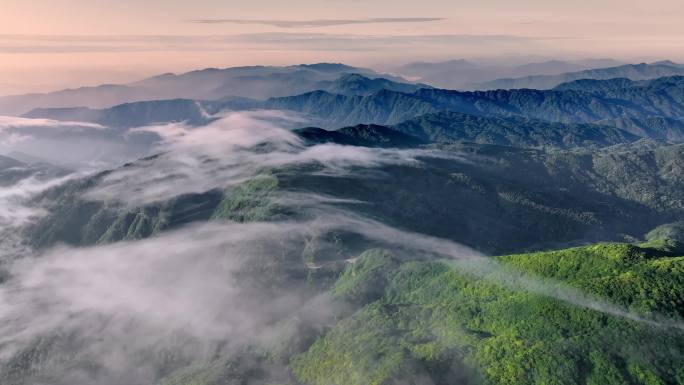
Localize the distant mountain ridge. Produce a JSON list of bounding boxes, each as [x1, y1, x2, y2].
[[23, 73, 427, 127], [469, 62, 684, 90], [552, 76, 684, 141], [0, 64, 414, 115], [395, 58, 624, 89], [321, 73, 430, 96], [6, 60, 684, 117], [25, 75, 684, 145], [259, 76, 684, 138], [24, 99, 216, 128]]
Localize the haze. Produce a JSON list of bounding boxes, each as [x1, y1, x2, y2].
[[1, 0, 684, 95]]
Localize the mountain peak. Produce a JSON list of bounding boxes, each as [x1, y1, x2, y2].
[[653, 60, 683, 67], [336, 73, 371, 81], [298, 63, 357, 72]]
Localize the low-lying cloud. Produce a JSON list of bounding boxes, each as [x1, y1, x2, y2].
[[0, 170, 76, 262], [0, 115, 104, 130], [0, 106, 681, 385], [86, 110, 437, 206], [0, 115, 158, 169], [0, 200, 481, 384]]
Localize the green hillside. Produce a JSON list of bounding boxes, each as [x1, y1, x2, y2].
[[291, 243, 684, 385], [147, 240, 684, 385]]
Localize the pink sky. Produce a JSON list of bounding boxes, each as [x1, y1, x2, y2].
[[1, 0, 683, 94]]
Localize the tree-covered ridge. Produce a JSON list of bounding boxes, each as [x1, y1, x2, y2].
[[261, 77, 684, 139], [300, 111, 641, 150], [554, 75, 684, 94], [25, 141, 684, 255], [291, 243, 684, 385], [391, 111, 639, 149], [598, 117, 684, 143], [4, 131, 684, 385], [295, 124, 426, 148], [21, 74, 684, 145], [25, 173, 290, 248]]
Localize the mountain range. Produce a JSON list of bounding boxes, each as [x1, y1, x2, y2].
[[0, 63, 409, 115], [3, 59, 684, 385], [256, 76, 684, 139], [393, 58, 625, 89], [6, 125, 683, 384], [16, 73, 684, 170], [5, 60, 684, 118], [471, 61, 684, 90]]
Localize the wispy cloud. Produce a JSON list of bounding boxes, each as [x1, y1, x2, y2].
[[0, 115, 155, 169], [1, 102, 682, 385], [0, 115, 104, 130], [188, 17, 445, 28], [86, 110, 432, 206], [0, 33, 559, 54]]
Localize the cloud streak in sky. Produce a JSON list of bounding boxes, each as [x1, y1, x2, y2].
[[0, 33, 550, 53], [188, 17, 445, 28]]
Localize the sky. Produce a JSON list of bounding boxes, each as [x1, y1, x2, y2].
[[1, 0, 684, 94]]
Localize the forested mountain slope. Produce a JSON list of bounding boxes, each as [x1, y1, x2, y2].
[[26, 140, 684, 255], [262, 77, 684, 130], [290, 242, 684, 385]]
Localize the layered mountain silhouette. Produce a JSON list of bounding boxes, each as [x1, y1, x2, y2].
[[25, 74, 684, 149], [257, 76, 684, 139], [470, 61, 684, 90], [5, 60, 684, 385], [395, 58, 623, 89], [0, 64, 412, 115]]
